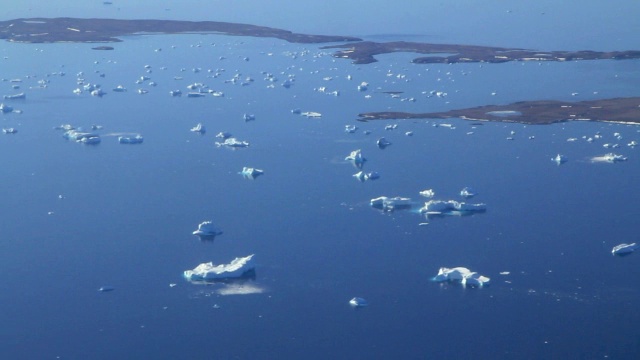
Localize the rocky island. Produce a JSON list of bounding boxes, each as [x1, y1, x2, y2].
[[323, 41, 640, 65], [357, 97, 640, 125], [0, 17, 361, 44]]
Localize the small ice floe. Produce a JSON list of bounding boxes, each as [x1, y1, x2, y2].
[[137, 89, 149, 94], [611, 243, 637, 256], [376, 137, 392, 149], [552, 154, 568, 165], [193, 221, 223, 237], [243, 113, 255, 121], [216, 137, 249, 148], [345, 149, 366, 168], [169, 90, 182, 97], [353, 171, 380, 182], [0, 103, 14, 113], [433, 267, 490, 287], [405, 131, 413, 136], [215, 131, 232, 139], [345, 125, 358, 133], [79, 136, 101, 144], [370, 196, 412, 211], [64, 130, 99, 142], [2, 128, 17, 134], [98, 286, 114, 292], [118, 135, 144, 144], [3, 92, 26, 100], [357, 82, 368, 91], [384, 124, 398, 131], [419, 189, 435, 198], [184, 254, 255, 284], [459, 187, 477, 198], [420, 200, 486, 218], [190, 123, 206, 134], [301, 111, 322, 118], [241, 167, 264, 179], [591, 153, 628, 163], [112, 85, 127, 92], [349, 297, 368, 307]]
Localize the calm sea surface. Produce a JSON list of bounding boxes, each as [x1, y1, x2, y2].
[[1, 2, 639, 359]]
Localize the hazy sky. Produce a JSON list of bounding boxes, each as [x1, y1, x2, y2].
[[3, 0, 639, 50]]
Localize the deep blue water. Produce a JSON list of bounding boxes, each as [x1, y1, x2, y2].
[[1, 2, 640, 359]]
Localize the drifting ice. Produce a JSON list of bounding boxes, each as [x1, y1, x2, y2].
[[612, 243, 637, 256], [345, 149, 366, 168], [433, 267, 490, 287], [241, 167, 264, 179], [193, 221, 223, 237], [184, 255, 255, 283], [420, 200, 486, 217], [349, 297, 368, 307], [370, 196, 412, 210]]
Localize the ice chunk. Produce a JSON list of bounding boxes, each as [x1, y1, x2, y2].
[[376, 137, 391, 149], [190, 123, 206, 134], [552, 154, 567, 165], [349, 297, 368, 307], [419, 189, 435, 198], [420, 200, 486, 217], [433, 267, 490, 287], [460, 187, 477, 198], [216, 137, 249, 148], [612, 243, 637, 256], [215, 131, 232, 139], [591, 153, 628, 163], [241, 167, 264, 179], [184, 255, 255, 284], [98, 286, 114, 292], [353, 171, 380, 182], [345, 149, 366, 169], [193, 221, 223, 237], [370, 196, 412, 210], [243, 113, 255, 121], [345, 125, 358, 133], [2, 128, 17, 134], [118, 135, 144, 144], [0, 103, 14, 113]]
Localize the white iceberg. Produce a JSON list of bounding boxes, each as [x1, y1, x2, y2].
[[349, 297, 368, 307], [3, 92, 26, 100], [345, 125, 358, 133], [118, 135, 144, 144], [552, 154, 567, 165], [419, 189, 435, 198], [243, 113, 255, 121], [353, 171, 380, 182], [112, 85, 127, 92], [2, 128, 17, 134], [420, 200, 486, 217], [0, 103, 14, 113], [190, 123, 206, 133], [63, 130, 99, 142], [460, 187, 477, 198], [370, 196, 412, 210], [241, 167, 264, 179], [216, 137, 249, 148], [612, 243, 637, 256], [591, 153, 628, 163], [433, 267, 490, 287], [193, 221, 223, 237], [215, 131, 232, 139], [345, 149, 366, 168], [184, 255, 255, 283]]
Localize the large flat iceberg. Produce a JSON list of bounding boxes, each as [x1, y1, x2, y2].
[[433, 267, 490, 287], [370, 196, 412, 211], [419, 200, 486, 218], [184, 254, 255, 284]]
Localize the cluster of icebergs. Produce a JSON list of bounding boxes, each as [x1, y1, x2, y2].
[[370, 187, 486, 219], [433, 267, 491, 287]]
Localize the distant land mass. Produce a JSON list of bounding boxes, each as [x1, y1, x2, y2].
[[1, 18, 639, 66], [323, 41, 640, 64], [357, 97, 640, 125], [0, 17, 361, 44]]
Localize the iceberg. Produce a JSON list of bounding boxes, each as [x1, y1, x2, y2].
[[169, 90, 182, 97], [0, 103, 14, 113], [243, 113, 255, 121], [112, 85, 127, 92], [349, 297, 368, 307], [216, 137, 249, 148], [591, 153, 628, 163], [353, 171, 380, 182], [345, 125, 358, 133], [118, 135, 144, 144], [370, 196, 412, 210], [419, 189, 435, 198], [2, 128, 17, 134], [63, 130, 99, 142], [433, 267, 490, 287], [460, 187, 477, 198], [345, 149, 366, 169], [215, 131, 232, 139], [190, 123, 206, 134], [3, 92, 26, 100], [241, 167, 264, 179], [193, 221, 223, 237], [420, 200, 486, 217], [552, 154, 568, 165], [612, 243, 637, 256], [184, 255, 255, 284], [376, 137, 391, 149]]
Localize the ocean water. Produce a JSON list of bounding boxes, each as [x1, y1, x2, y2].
[[1, 2, 640, 359]]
